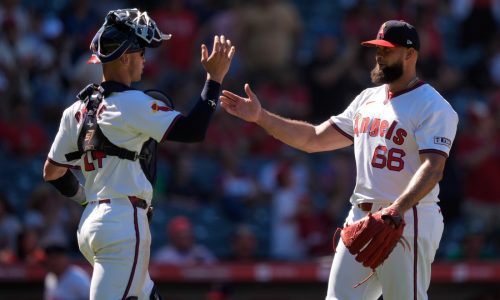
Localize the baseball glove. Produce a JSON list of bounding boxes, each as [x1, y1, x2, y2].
[[340, 207, 408, 270]]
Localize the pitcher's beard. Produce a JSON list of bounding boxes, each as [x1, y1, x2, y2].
[[371, 61, 403, 85]]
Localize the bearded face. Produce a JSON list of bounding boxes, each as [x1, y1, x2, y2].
[[370, 59, 404, 85]]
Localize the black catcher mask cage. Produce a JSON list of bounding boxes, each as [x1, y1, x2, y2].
[[88, 8, 171, 64]]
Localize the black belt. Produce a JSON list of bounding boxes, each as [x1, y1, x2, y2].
[[89, 197, 148, 210], [128, 196, 148, 209]]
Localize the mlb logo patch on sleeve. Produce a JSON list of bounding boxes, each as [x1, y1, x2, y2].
[[151, 101, 171, 112], [434, 136, 451, 148]]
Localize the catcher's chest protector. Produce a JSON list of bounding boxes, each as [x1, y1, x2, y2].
[[65, 83, 158, 185], [78, 87, 109, 154]]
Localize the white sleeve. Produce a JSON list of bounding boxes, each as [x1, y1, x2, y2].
[[48, 107, 80, 168], [415, 104, 459, 157], [328, 94, 362, 139], [123, 94, 181, 142]]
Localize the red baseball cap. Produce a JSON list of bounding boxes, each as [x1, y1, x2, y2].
[[361, 20, 420, 51], [168, 216, 192, 235]]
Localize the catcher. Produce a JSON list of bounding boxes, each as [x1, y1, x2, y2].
[[43, 8, 234, 300], [220, 20, 458, 300]]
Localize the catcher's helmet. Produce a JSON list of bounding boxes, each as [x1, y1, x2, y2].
[[88, 8, 171, 64]]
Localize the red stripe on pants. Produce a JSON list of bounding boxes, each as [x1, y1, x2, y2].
[[413, 206, 418, 300], [122, 206, 140, 299]]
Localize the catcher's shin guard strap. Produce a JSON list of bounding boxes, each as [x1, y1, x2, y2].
[[48, 169, 79, 197]]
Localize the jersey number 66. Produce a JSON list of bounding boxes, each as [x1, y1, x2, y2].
[[371, 145, 405, 172]]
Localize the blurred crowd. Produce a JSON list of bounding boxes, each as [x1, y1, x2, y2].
[[0, 0, 499, 268]]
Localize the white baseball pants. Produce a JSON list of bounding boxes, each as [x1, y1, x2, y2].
[[326, 202, 444, 300]]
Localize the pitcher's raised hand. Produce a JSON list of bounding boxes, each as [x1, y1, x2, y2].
[[220, 83, 262, 123]]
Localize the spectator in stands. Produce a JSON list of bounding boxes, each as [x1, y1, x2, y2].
[[302, 151, 355, 251], [24, 183, 72, 248], [202, 110, 248, 156], [446, 224, 497, 261], [59, 0, 99, 60], [218, 150, 258, 222], [304, 31, 357, 121], [315, 150, 355, 223], [0, 0, 30, 35], [15, 227, 46, 265], [235, 0, 302, 81], [456, 101, 500, 235], [0, 13, 54, 107], [270, 162, 306, 260], [256, 68, 311, 120], [151, 0, 200, 73], [153, 216, 217, 265], [414, 3, 445, 81], [293, 195, 334, 257], [488, 37, 500, 87], [0, 193, 21, 264], [451, 0, 499, 90], [229, 224, 259, 262], [197, 1, 243, 73], [258, 149, 310, 195], [0, 101, 48, 158], [167, 153, 207, 208], [43, 244, 90, 300]]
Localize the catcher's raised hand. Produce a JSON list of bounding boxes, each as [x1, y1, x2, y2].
[[220, 83, 262, 123], [201, 35, 236, 83]]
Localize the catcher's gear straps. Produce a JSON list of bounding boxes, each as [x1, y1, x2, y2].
[[65, 83, 142, 162], [65, 82, 174, 186], [66, 81, 174, 185]]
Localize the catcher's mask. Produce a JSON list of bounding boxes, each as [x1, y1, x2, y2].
[[88, 8, 171, 64]]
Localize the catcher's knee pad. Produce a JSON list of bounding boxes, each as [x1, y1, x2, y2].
[[150, 285, 163, 300]]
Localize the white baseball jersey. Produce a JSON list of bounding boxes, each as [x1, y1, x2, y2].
[[330, 82, 458, 205], [48, 88, 180, 203], [326, 82, 458, 300]]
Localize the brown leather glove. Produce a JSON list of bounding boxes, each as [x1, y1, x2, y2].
[[340, 207, 407, 269]]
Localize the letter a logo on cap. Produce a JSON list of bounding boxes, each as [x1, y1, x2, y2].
[[377, 23, 386, 39]]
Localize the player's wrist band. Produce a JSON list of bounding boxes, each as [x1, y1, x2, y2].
[[201, 80, 221, 108], [165, 80, 221, 142], [48, 169, 83, 201]]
